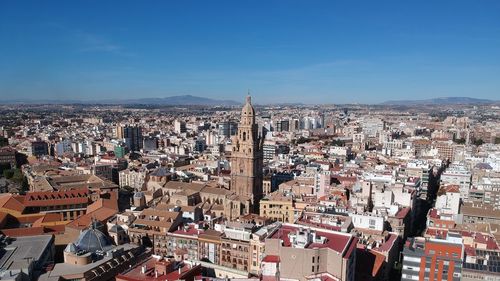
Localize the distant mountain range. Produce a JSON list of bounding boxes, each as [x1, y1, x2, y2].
[[1, 95, 240, 106], [3, 95, 497, 106], [381, 97, 497, 105]]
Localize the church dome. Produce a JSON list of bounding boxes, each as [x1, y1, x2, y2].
[[75, 224, 113, 253], [109, 224, 125, 234], [241, 95, 255, 117], [90, 220, 106, 233]]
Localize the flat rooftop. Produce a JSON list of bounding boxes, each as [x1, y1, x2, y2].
[[0, 234, 53, 271], [269, 224, 352, 254]]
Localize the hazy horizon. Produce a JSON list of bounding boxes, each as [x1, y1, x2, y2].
[[1, 1, 499, 104]]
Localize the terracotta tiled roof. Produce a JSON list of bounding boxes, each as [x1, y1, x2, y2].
[[262, 255, 280, 263], [66, 198, 118, 230], [395, 207, 410, 219], [86, 195, 118, 212], [373, 233, 398, 252], [32, 213, 64, 227], [24, 188, 89, 207], [442, 185, 460, 193], [0, 211, 9, 226], [0, 194, 25, 213], [0, 225, 65, 237]]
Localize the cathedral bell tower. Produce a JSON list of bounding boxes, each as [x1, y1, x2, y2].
[[230, 95, 264, 213]]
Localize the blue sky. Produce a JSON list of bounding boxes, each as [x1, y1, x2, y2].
[[0, 1, 499, 104]]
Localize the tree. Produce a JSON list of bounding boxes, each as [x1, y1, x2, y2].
[[473, 139, 484, 146], [295, 137, 310, 144], [11, 169, 24, 184], [20, 176, 29, 195], [0, 137, 8, 147], [330, 139, 345, 146], [3, 169, 14, 179], [120, 185, 135, 193], [0, 164, 12, 176]]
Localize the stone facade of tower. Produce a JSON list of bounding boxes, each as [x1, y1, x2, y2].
[[230, 95, 264, 213]]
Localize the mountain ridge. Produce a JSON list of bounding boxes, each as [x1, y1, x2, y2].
[[381, 97, 496, 105], [1, 95, 240, 106]]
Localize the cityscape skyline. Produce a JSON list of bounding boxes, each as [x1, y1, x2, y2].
[[1, 1, 500, 103], [2, 2, 500, 281]]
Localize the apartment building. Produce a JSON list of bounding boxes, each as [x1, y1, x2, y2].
[[260, 191, 295, 223], [264, 223, 357, 281], [402, 234, 463, 281]]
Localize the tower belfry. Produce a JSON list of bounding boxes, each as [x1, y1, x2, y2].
[[230, 95, 264, 212]]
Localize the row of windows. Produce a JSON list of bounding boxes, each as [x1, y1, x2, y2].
[[38, 204, 86, 211], [262, 204, 290, 209]]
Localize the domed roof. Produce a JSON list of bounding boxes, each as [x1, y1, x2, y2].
[[75, 224, 113, 253], [241, 95, 255, 117], [109, 224, 125, 233], [91, 220, 105, 231], [64, 242, 77, 253]]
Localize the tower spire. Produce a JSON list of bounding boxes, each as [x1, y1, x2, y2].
[[246, 90, 251, 104]]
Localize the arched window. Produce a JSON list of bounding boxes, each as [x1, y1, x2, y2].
[[243, 132, 246, 141]]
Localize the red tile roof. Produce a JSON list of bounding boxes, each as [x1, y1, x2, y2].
[[443, 185, 460, 193], [66, 198, 118, 230], [32, 213, 64, 226], [0, 194, 25, 213], [24, 188, 89, 207], [0, 225, 65, 237], [0, 211, 9, 226], [87, 196, 118, 213], [395, 207, 410, 219], [262, 255, 280, 263], [428, 208, 439, 219], [425, 228, 448, 238], [172, 225, 203, 236], [373, 233, 398, 252]]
